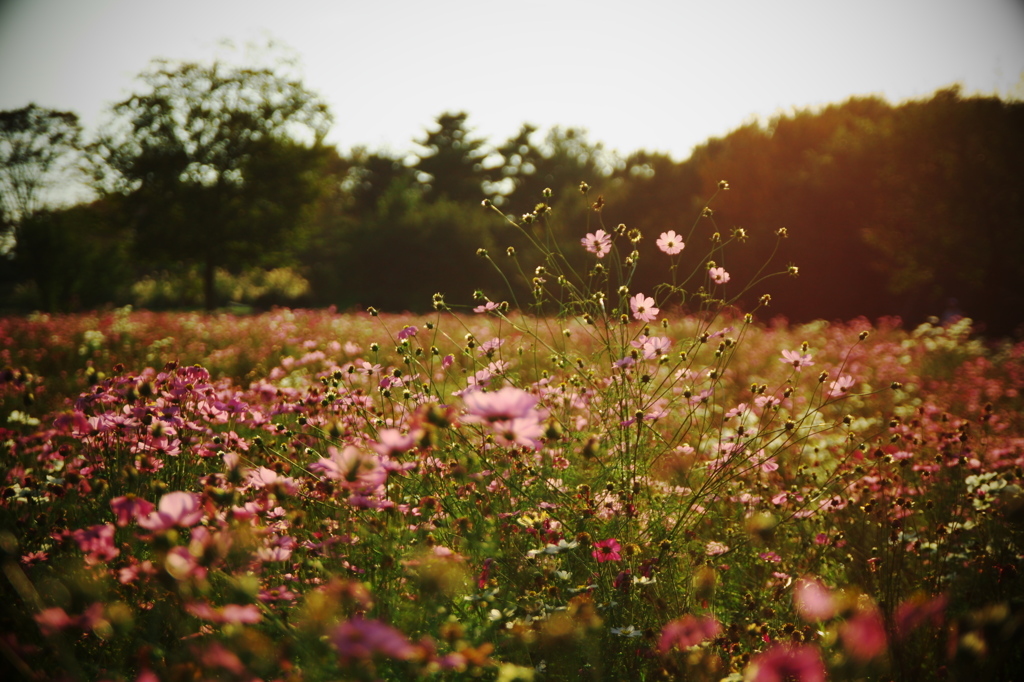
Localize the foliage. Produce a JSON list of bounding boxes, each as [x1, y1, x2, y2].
[[130, 266, 311, 311], [1, 188, 1022, 681], [3, 200, 130, 313]]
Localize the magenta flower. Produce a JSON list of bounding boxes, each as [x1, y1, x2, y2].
[[746, 644, 826, 682], [72, 523, 119, 565], [397, 325, 418, 341], [709, 266, 730, 284], [185, 601, 262, 624], [839, 605, 887, 662], [658, 614, 721, 653], [896, 593, 947, 638], [138, 491, 204, 531], [630, 293, 659, 322], [34, 603, 104, 636], [593, 538, 622, 562], [582, 229, 612, 258], [656, 230, 685, 255], [109, 494, 155, 527], [793, 577, 837, 622], [780, 349, 814, 369], [463, 386, 538, 422], [332, 618, 418, 663]]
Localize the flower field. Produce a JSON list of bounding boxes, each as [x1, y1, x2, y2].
[[2, 195, 1023, 681]]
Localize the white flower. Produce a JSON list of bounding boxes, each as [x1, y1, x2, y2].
[[611, 625, 642, 638]]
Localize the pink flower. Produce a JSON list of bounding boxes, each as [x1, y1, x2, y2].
[[492, 416, 546, 450], [592, 538, 622, 562], [138, 491, 204, 531], [793, 577, 836, 622], [630, 293, 659, 322], [828, 374, 855, 396], [463, 386, 538, 422], [311, 446, 387, 493], [746, 644, 826, 682], [705, 541, 729, 556], [332, 618, 418, 663], [724, 403, 747, 419], [196, 642, 245, 675], [34, 603, 104, 636], [441, 354, 454, 369], [165, 546, 207, 581], [709, 266, 730, 284], [247, 466, 299, 494], [72, 524, 119, 565], [656, 230, 685, 255], [473, 301, 499, 313], [780, 349, 814, 369], [659, 614, 721, 653], [582, 229, 612, 258], [110, 495, 155, 527], [839, 605, 887, 662], [896, 593, 947, 638], [256, 546, 293, 562], [632, 334, 671, 359], [397, 325, 418, 341], [372, 428, 417, 456], [186, 601, 262, 624]]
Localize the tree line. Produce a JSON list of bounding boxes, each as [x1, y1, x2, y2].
[[1, 53, 1022, 335]]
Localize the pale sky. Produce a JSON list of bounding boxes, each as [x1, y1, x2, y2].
[[1, 0, 1023, 161]]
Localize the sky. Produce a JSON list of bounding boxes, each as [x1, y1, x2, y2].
[[0, 0, 1023, 162]]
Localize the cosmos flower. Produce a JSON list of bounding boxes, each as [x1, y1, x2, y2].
[[593, 538, 622, 562], [658, 614, 721, 653], [332, 618, 418, 663], [137, 492, 204, 532], [630, 293, 659, 322], [709, 266, 730, 284], [656, 230, 685, 255], [793, 577, 837, 622], [780, 349, 814, 369], [746, 644, 826, 682], [463, 386, 539, 422], [582, 229, 612, 258]]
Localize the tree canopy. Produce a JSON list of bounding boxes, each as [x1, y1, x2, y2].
[[0, 104, 85, 255], [91, 57, 333, 309]]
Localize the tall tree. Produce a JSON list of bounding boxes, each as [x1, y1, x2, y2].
[[0, 104, 85, 255], [414, 112, 488, 203], [92, 56, 332, 309]]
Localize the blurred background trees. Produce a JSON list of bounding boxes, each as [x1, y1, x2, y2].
[[1, 53, 1022, 336], [90, 56, 333, 310]]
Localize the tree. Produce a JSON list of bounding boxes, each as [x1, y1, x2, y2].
[[414, 112, 488, 203], [0, 104, 85, 255], [92, 56, 333, 309], [11, 200, 130, 311]]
